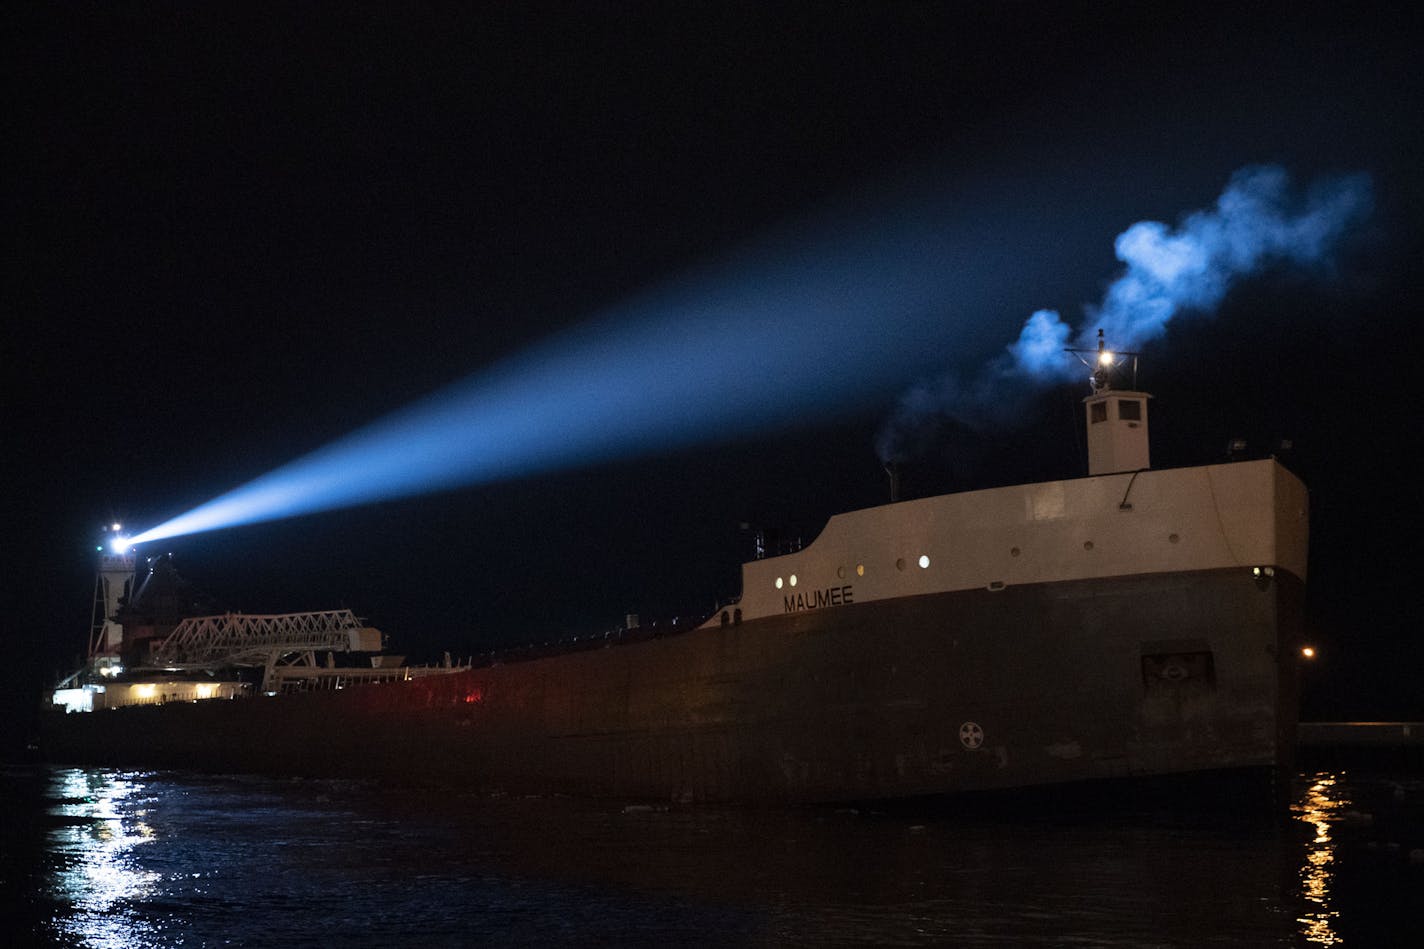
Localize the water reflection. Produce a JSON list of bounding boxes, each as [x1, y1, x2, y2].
[[20, 766, 1408, 948], [46, 769, 160, 949], [1292, 772, 1344, 946]]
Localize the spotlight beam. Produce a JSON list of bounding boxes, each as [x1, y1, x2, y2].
[[126, 189, 976, 547]]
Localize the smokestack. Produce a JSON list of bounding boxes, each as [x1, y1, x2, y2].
[[885, 462, 901, 503]]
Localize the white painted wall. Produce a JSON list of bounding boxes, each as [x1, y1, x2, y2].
[[718, 459, 1308, 625]]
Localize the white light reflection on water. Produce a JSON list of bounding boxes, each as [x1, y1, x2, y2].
[[47, 769, 161, 949], [1293, 772, 1345, 946], [20, 766, 1413, 947]]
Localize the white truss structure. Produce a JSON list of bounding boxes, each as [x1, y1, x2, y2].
[[149, 610, 382, 691]]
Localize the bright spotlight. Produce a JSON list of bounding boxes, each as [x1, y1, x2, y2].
[[115, 165, 1375, 550], [117, 182, 988, 549], [109, 535, 132, 554]]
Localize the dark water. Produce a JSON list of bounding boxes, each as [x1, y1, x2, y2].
[[2, 766, 1419, 947]]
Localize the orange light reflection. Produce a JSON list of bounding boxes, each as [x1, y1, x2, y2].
[[1291, 772, 1344, 946]]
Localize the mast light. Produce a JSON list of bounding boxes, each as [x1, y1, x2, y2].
[[1066, 329, 1140, 393]]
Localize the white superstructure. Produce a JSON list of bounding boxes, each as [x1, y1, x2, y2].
[[708, 333, 1306, 628], [719, 459, 1308, 625]]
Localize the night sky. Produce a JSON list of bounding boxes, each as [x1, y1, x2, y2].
[[6, 2, 1422, 747]]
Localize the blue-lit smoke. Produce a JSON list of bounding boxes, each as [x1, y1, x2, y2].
[[877, 165, 1372, 461], [126, 165, 1372, 545], [127, 191, 972, 546]]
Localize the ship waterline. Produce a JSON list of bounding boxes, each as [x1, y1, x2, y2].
[[43, 562, 1301, 803], [43, 369, 1309, 803]]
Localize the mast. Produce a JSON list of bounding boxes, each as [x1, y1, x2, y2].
[[1066, 330, 1152, 476], [88, 523, 135, 675]]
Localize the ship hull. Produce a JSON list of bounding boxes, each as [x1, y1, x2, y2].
[[41, 565, 1301, 804]]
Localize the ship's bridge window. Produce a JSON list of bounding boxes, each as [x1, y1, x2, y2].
[[1090, 401, 1108, 423], [1118, 400, 1141, 421]]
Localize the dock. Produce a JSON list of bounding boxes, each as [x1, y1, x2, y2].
[[1297, 722, 1424, 771]]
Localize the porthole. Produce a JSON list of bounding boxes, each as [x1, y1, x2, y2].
[[895, 557, 906, 571], [856, 564, 865, 577], [775, 577, 783, 590], [1010, 546, 1021, 557], [836, 565, 846, 579], [1083, 541, 1094, 551], [1168, 533, 1180, 544], [789, 574, 798, 587], [918, 554, 930, 569]]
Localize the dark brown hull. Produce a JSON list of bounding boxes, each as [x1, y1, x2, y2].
[[41, 565, 1302, 803]]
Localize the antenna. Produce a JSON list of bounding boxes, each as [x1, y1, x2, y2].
[[1065, 329, 1140, 393]]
